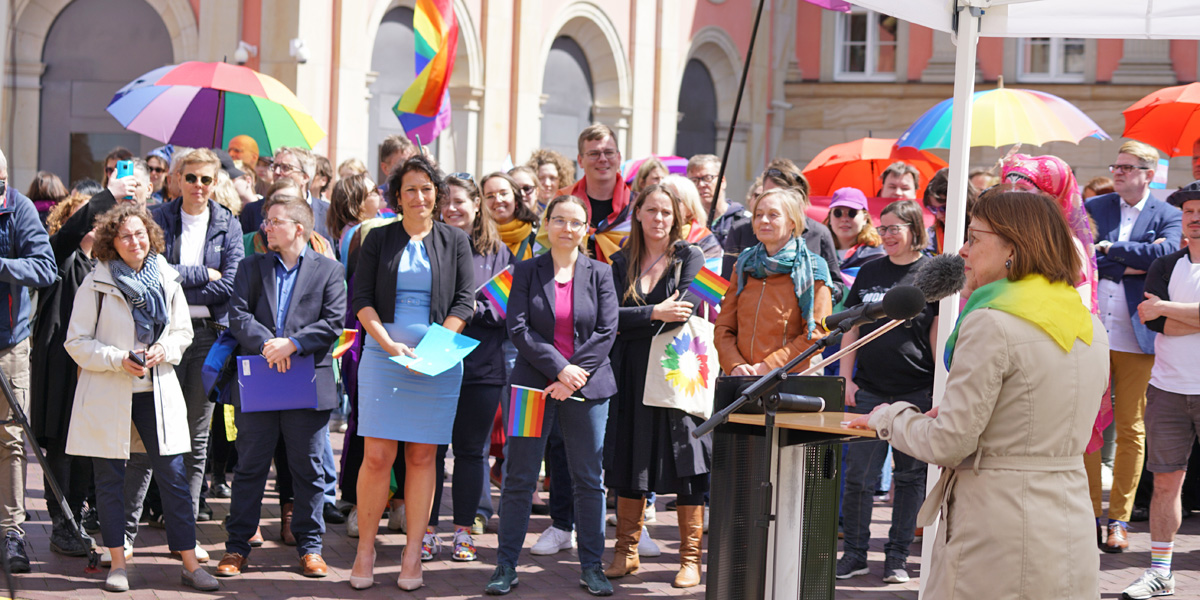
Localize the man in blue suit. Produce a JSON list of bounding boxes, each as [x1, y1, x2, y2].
[[216, 196, 346, 579], [1085, 140, 1182, 554]]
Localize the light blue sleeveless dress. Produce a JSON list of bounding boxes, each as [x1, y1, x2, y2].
[[357, 240, 462, 444]]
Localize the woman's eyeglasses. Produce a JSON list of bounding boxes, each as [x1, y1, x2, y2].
[[876, 224, 909, 236], [927, 204, 946, 215], [831, 208, 860, 219], [148, 166, 167, 174], [183, 173, 214, 186], [549, 216, 587, 232], [966, 227, 999, 246]]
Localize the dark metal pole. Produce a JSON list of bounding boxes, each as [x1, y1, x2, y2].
[[705, 0, 767, 229]]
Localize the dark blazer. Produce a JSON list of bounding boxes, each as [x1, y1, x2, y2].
[[1086, 192, 1181, 353], [507, 252, 618, 399], [352, 220, 474, 325], [151, 198, 245, 325], [463, 244, 514, 387], [228, 250, 347, 410]]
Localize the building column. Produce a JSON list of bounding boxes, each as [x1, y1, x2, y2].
[[197, 0, 241, 62], [1111, 40, 1176, 85], [922, 31, 982, 83], [715, 119, 752, 204], [592, 105, 634, 154], [2, 60, 46, 188], [447, 85, 483, 174]]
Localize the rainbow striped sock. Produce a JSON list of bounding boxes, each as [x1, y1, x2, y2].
[[1150, 540, 1173, 575]]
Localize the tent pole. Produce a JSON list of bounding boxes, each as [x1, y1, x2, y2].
[[919, 4, 980, 599], [705, 0, 766, 229]]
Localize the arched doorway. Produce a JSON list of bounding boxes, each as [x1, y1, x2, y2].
[[675, 59, 718, 158], [368, 6, 438, 182], [39, 0, 174, 185], [539, 36, 593, 164]]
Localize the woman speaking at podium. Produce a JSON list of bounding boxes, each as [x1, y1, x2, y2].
[[714, 187, 832, 377], [850, 190, 1108, 599]]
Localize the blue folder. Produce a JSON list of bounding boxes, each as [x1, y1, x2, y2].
[[389, 324, 480, 376], [236, 354, 319, 412]]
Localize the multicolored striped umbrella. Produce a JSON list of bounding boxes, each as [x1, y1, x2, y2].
[[897, 83, 1109, 150], [106, 61, 325, 153]]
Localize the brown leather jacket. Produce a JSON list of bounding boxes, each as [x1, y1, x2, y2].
[[715, 272, 832, 373]]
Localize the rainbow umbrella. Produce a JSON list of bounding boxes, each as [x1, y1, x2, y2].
[[897, 82, 1109, 150], [106, 61, 325, 153], [1122, 82, 1200, 157]]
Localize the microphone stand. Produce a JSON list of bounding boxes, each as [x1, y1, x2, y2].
[[796, 318, 907, 376]]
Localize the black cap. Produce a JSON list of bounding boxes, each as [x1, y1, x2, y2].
[[1166, 181, 1200, 208], [214, 148, 246, 179]]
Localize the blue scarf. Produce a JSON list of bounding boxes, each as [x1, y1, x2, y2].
[[109, 253, 168, 345], [734, 236, 831, 335]]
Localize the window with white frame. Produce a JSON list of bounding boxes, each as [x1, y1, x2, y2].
[[1017, 38, 1085, 82], [834, 8, 898, 81]]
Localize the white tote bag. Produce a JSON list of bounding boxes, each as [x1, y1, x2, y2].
[[642, 315, 718, 420]]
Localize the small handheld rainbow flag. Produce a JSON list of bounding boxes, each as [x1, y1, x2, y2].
[[479, 268, 513, 319], [689, 266, 730, 307], [508, 385, 546, 437], [332, 329, 357, 359]]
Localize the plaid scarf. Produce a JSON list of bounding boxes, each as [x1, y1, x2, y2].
[[109, 253, 168, 345]]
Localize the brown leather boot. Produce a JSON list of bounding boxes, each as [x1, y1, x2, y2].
[[280, 502, 296, 546], [604, 497, 645, 578], [673, 505, 704, 588]]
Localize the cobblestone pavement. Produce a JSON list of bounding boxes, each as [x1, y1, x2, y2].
[[6, 435, 1200, 599]]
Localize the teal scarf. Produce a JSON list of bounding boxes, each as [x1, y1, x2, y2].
[[734, 237, 831, 335]]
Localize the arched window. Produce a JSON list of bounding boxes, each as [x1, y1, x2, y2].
[[675, 59, 718, 158], [540, 37, 594, 164], [39, 0, 173, 184]]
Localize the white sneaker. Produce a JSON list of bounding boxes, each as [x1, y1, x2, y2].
[[387, 504, 407, 532], [1122, 568, 1175, 599], [606, 512, 618, 526], [637, 526, 661, 557], [644, 504, 656, 523], [193, 543, 209, 563], [530, 526, 576, 555], [100, 541, 133, 567], [347, 506, 359, 538]]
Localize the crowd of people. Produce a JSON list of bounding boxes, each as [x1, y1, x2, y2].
[[0, 123, 1199, 599]]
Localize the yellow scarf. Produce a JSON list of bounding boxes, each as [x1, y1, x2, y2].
[[497, 219, 534, 260]]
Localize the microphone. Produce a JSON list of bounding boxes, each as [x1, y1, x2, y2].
[[914, 253, 967, 303], [821, 285, 926, 332], [775, 393, 825, 413]]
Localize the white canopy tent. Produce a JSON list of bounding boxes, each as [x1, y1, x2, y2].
[[840, 1, 1200, 596]]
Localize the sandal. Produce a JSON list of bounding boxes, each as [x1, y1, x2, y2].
[[452, 528, 477, 562], [420, 528, 440, 562]]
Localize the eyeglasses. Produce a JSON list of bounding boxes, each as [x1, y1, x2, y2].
[[118, 231, 149, 245], [764, 168, 795, 186], [450, 172, 473, 181], [584, 149, 618, 161], [966, 227, 999, 246], [517, 185, 536, 196], [183, 173, 215, 186], [876, 224, 909, 236], [689, 174, 717, 185], [927, 204, 946, 215], [549, 216, 587, 231], [831, 208, 860, 219], [1108, 164, 1151, 174], [272, 162, 301, 175], [263, 218, 299, 229], [104, 165, 116, 175], [148, 166, 167, 174]]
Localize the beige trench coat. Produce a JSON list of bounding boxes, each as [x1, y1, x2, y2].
[[869, 308, 1109, 600], [64, 256, 194, 459]]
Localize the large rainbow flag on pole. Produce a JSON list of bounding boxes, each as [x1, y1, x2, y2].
[[393, 0, 458, 144]]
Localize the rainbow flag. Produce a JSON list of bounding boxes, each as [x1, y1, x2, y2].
[[332, 329, 357, 359], [690, 266, 730, 307], [479, 268, 513, 319], [508, 385, 546, 437], [393, 0, 458, 142]]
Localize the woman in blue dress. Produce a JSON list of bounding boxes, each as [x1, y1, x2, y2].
[[348, 155, 475, 591]]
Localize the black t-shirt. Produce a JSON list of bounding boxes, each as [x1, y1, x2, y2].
[[844, 255, 939, 395], [588, 195, 614, 227]]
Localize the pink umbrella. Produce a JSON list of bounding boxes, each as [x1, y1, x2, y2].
[[622, 155, 689, 183]]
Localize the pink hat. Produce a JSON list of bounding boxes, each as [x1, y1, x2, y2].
[[829, 187, 868, 211]]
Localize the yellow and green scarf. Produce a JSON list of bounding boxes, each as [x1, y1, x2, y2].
[[944, 274, 1093, 368], [498, 219, 535, 260]]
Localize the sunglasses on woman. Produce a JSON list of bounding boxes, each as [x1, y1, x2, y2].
[[831, 208, 860, 219], [184, 173, 214, 186]]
